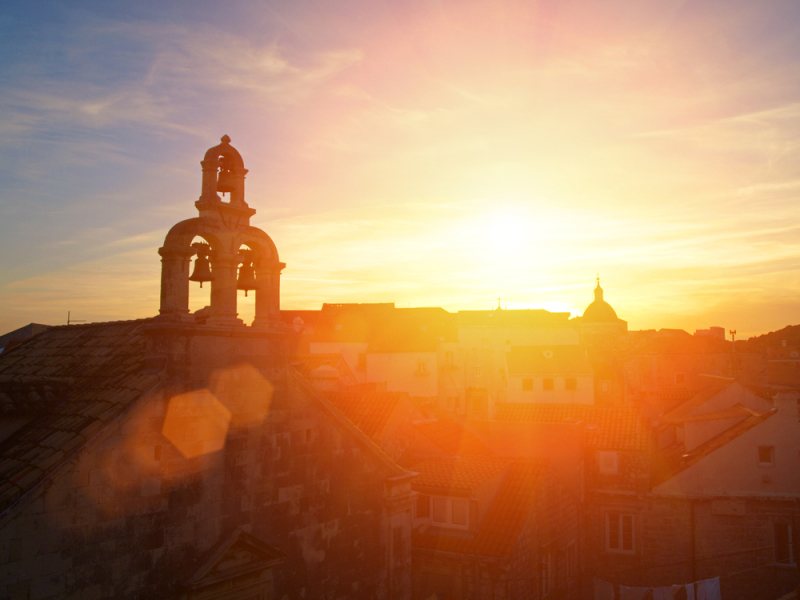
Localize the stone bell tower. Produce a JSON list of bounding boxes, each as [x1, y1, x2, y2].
[[157, 136, 285, 329]]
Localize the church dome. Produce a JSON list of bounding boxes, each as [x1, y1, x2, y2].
[[582, 279, 618, 323]]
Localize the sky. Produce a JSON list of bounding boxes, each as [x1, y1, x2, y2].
[[1, 0, 799, 338]]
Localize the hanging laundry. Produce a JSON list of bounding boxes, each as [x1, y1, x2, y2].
[[695, 577, 720, 600], [620, 586, 652, 600], [593, 577, 615, 600], [652, 587, 672, 600], [671, 584, 694, 600]]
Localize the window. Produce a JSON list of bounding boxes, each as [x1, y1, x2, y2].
[[433, 497, 447, 523], [427, 496, 469, 529], [675, 372, 686, 384], [566, 543, 577, 579], [357, 353, 366, 369], [543, 378, 554, 391], [758, 446, 775, 466], [417, 360, 427, 373], [451, 499, 468, 526], [393, 525, 405, 566], [416, 494, 430, 519], [606, 513, 635, 553], [445, 351, 454, 366], [565, 378, 577, 391], [522, 378, 533, 391], [474, 367, 483, 377], [334, 323, 342, 331], [600, 380, 610, 393], [505, 339, 511, 345], [540, 550, 554, 596], [775, 523, 795, 565], [598, 451, 618, 474], [482, 338, 489, 346]]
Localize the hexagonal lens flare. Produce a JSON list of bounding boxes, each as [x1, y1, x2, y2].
[[162, 389, 232, 458]]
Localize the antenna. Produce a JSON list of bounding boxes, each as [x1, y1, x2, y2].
[[67, 311, 86, 325]]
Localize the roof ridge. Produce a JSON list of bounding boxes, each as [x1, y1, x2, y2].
[[48, 317, 157, 331]]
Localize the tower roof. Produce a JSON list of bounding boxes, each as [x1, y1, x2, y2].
[[582, 277, 619, 323]]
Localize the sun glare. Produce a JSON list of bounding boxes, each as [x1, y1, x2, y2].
[[487, 212, 529, 255]]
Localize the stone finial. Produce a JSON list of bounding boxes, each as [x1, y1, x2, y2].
[[221, 135, 231, 144]]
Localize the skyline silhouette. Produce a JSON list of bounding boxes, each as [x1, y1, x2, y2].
[[2, 1, 800, 338]]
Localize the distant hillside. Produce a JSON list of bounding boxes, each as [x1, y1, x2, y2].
[[741, 324, 800, 350]]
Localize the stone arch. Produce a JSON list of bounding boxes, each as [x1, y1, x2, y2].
[[239, 228, 285, 329], [158, 218, 227, 318]]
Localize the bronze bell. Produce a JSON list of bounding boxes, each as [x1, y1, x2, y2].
[[189, 243, 214, 288], [217, 168, 235, 195], [217, 154, 235, 195], [237, 252, 257, 297]]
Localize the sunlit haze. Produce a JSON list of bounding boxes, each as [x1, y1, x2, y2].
[[2, 0, 800, 337]]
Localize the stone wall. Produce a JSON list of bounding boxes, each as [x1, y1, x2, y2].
[[583, 492, 800, 600], [509, 468, 580, 600], [0, 363, 408, 600]]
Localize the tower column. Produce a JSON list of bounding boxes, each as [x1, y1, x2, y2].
[[158, 247, 194, 317], [199, 159, 220, 203], [251, 262, 285, 329], [208, 255, 242, 326]]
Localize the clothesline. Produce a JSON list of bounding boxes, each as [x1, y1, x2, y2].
[[594, 576, 721, 600]]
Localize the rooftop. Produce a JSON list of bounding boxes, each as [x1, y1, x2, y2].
[[413, 459, 549, 558], [411, 456, 511, 491], [0, 319, 161, 515], [493, 403, 650, 452]]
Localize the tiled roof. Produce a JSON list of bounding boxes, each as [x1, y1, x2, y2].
[[413, 459, 548, 558], [291, 353, 356, 383], [0, 319, 161, 515], [493, 403, 650, 452], [325, 391, 407, 442], [413, 417, 490, 457], [506, 346, 592, 375], [661, 376, 734, 422], [653, 409, 777, 485], [306, 303, 458, 347], [411, 457, 511, 491]]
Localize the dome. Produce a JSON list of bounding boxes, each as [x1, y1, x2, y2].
[[582, 279, 619, 323]]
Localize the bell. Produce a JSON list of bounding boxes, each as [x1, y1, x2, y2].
[[217, 168, 235, 195], [189, 243, 214, 288], [237, 254, 258, 297]]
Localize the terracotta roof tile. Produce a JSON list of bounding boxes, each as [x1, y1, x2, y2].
[[413, 459, 548, 558], [0, 319, 161, 515], [493, 403, 650, 452], [291, 353, 357, 384], [413, 417, 491, 457], [325, 391, 407, 442], [411, 457, 511, 491]]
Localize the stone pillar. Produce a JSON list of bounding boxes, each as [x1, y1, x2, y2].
[[229, 168, 249, 207], [208, 255, 242, 326], [199, 159, 220, 203], [252, 262, 285, 329], [158, 247, 194, 317]]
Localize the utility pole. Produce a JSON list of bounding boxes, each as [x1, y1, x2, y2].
[[67, 311, 85, 325], [729, 329, 737, 379]]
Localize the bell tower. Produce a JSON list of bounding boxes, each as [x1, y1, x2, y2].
[[157, 136, 285, 329]]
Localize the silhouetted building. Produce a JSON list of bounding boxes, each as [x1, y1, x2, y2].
[[0, 138, 415, 600]]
